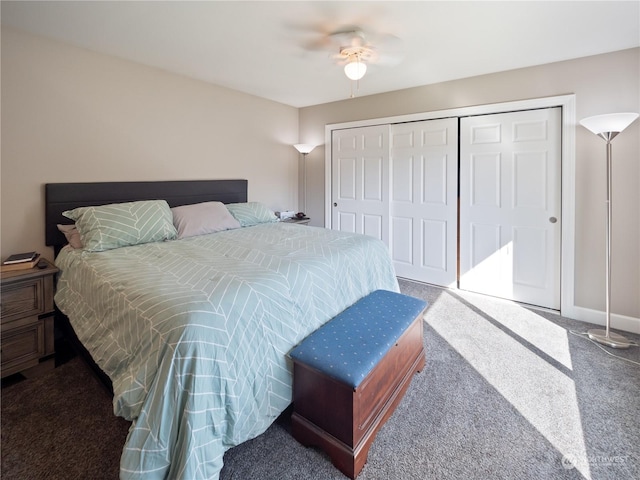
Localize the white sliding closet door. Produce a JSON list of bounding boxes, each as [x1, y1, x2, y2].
[[459, 107, 561, 309], [331, 125, 390, 243], [390, 118, 459, 287]]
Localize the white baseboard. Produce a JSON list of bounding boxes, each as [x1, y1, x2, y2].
[[566, 305, 640, 335]]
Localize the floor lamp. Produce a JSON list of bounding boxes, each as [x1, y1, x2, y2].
[[294, 144, 316, 214], [579, 112, 639, 349]]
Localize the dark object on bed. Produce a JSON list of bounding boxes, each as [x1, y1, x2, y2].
[[45, 179, 248, 392]]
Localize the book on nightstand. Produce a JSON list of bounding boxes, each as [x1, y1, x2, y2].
[[1, 252, 41, 272], [3, 251, 38, 264]]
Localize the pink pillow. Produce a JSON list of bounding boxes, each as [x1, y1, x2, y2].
[[57, 224, 84, 249], [171, 202, 241, 239]]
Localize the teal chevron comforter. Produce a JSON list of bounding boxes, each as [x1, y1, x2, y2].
[[54, 223, 399, 479]]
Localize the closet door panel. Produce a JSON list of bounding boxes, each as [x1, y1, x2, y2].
[[332, 125, 390, 243], [460, 107, 561, 309], [390, 118, 458, 287]]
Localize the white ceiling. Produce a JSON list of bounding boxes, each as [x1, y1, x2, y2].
[[2, 1, 639, 108]]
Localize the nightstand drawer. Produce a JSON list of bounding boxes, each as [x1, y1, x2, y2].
[[0, 277, 46, 323], [1, 318, 45, 376], [0, 277, 45, 323], [1, 260, 58, 378]]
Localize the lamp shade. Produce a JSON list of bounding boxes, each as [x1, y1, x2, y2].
[[294, 144, 315, 154], [579, 113, 639, 135], [344, 60, 367, 81]]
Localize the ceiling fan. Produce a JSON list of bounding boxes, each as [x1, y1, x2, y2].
[[302, 25, 404, 96], [332, 27, 403, 74]]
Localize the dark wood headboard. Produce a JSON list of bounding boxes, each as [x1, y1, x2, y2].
[[45, 179, 248, 250]]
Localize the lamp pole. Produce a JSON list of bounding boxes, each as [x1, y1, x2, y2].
[[294, 144, 316, 214], [303, 153, 307, 213], [603, 133, 614, 340], [579, 113, 638, 349]]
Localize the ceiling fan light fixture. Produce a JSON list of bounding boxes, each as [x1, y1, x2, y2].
[[344, 58, 367, 81]]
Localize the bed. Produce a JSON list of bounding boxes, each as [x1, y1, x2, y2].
[[45, 180, 400, 480]]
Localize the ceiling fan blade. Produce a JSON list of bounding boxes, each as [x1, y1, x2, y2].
[[301, 36, 335, 52], [283, 17, 359, 50], [289, 19, 405, 67], [365, 31, 404, 65]]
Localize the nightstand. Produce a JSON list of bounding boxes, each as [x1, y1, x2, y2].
[[1, 259, 58, 378], [282, 217, 311, 225]]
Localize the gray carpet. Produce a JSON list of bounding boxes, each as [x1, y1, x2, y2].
[[2, 280, 639, 479]]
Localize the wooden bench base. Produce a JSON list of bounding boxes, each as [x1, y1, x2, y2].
[[291, 312, 425, 479]]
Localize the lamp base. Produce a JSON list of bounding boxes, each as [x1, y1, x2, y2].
[[587, 329, 632, 349]]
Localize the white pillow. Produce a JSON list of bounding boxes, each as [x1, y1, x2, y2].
[[171, 201, 241, 239]]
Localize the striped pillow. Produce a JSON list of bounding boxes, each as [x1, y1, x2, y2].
[[63, 200, 177, 252], [225, 202, 278, 227]]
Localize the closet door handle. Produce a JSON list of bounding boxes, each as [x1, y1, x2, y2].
[[549, 217, 557, 223]]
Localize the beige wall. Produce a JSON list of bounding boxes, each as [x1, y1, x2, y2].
[[2, 27, 638, 322], [299, 48, 640, 320], [1, 28, 299, 262]]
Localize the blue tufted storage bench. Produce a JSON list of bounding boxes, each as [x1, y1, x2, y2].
[[290, 289, 428, 479]]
